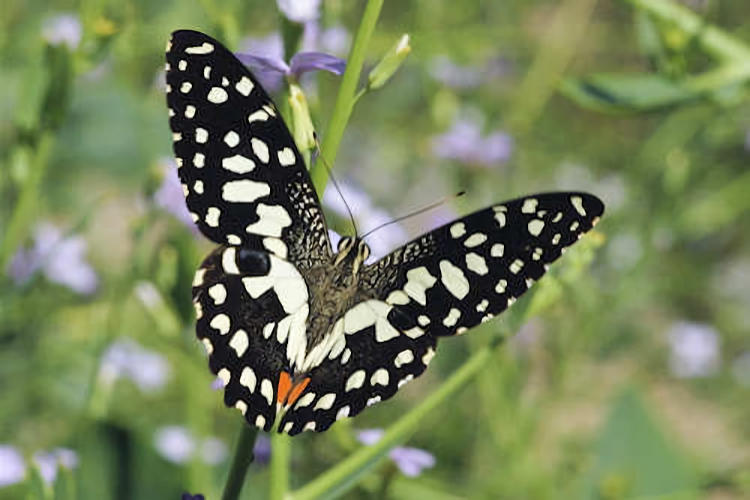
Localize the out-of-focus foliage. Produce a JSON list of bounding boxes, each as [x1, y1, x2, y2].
[[1, 0, 749, 499]]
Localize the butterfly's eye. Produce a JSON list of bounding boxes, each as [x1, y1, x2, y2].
[[357, 241, 370, 262], [236, 248, 270, 276]]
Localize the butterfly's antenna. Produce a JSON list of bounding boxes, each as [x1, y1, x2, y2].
[[313, 132, 358, 237], [360, 191, 466, 240]]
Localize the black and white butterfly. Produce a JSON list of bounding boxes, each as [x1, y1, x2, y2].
[[165, 30, 604, 435]]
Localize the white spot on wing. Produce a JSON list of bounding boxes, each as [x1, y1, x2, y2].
[[277, 147, 296, 166], [240, 367, 256, 391], [222, 154, 255, 174], [229, 329, 249, 357], [450, 222, 466, 238], [370, 368, 389, 386], [236, 76, 254, 96], [224, 131, 240, 148], [195, 128, 208, 143], [345, 370, 366, 391], [251, 138, 270, 163], [571, 195, 586, 216], [465, 253, 489, 275], [209, 314, 231, 335], [207, 86, 228, 103], [395, 349, 414, 367], [208, 284, 227, 305], [528, 219, 545, 236], [205, 207, 221, 227], [247, 109, 269, 123], [403, 267, 437, 306], [314, 393, 336, 410], [464, 233, 487, 247], [222, 180, 270, 203], [260, 379, 273, 405], [185, 42, 214, 54], [442, 308, 461, 327], [222, 247, 240, 274], [439, 260, 470, 299], [244, 204, 292, 237], [522, 198, 538, 214]]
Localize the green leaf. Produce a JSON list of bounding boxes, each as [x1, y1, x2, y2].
[[560, 73, 696, 112], [578, 386, 699, 499]]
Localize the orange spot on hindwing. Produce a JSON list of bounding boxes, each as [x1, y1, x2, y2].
[[277, 372, 310, 407]]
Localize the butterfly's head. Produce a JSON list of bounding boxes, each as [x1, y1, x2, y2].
[[333, 237, 370, 275]]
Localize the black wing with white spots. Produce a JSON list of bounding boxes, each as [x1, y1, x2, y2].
[[362, 193, 604, 336], [278, 193, 603, 434], [166, 29, 605, 436], [166, 30, 330, 267]]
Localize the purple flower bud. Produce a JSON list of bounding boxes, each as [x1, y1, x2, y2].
[[182, 493, 205, 500]]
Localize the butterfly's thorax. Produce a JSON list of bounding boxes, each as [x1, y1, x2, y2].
[[301, 237, 373, 363]]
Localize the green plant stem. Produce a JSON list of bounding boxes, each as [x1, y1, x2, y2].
[[289, 335, 505, 500], [623, 0, 750, 61], [270, 432, 292, 500], [0, 133, 54, 270], [506, 0, 600, 136], [310, 0, 384, 192], [221, 424, 259, 500], [684, 59, 750, 92]]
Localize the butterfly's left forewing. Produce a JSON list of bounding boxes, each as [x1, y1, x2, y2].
[[166, 30, 330, 266]]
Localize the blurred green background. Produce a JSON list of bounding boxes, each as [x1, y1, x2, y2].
[[1, 0, 749, 499]]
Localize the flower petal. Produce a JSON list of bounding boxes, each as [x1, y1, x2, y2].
[[289, 52, 346, 78]]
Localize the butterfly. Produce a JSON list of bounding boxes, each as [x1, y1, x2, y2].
[[165, 30, 604, 435]]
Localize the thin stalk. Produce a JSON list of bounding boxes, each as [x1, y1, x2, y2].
[[221, 424, 259, 500], [506, 0, 600, 136], [269, 433, 292, 500], [623, 0, 750, 62], [0, 133, 54, 270], [311, 0, 384, 192], [289, 335, 505, 500]]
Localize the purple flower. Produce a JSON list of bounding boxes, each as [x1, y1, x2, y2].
[[235, 50, 345, 83], [100, 338, 171, 393], [429, 55, 512, 89], [277, 0, 321, 23], [154, 427, 195, 464], [8, 222, 98, 295], [253, 435, 272, 465], [667, 321, 721, 378], [356, 429, 436, 477], [431, 115, 513, 167], [42, 13, 82, 49], [182, 493, 205, 500], [0, 445, 26, 486], [153, 427, 227, 465], [32, 448, 78, 485]]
